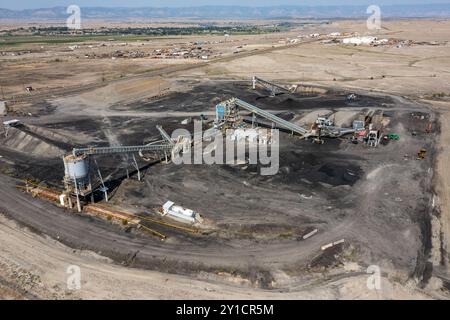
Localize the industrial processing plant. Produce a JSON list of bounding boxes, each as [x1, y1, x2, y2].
[[0, 1, 449, 302]]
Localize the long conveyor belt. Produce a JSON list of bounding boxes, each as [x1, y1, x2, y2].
[[233, 98, 309, 137]]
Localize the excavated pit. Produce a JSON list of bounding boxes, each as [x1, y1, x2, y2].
[[0, 81, 438, 284]]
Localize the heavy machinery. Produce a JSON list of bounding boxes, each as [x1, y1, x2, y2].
[[316, 117, 334, 127], [215, 97, 310, 137], [214, 97, 357, 140], [388, 133, 400, 141], [315, 116, 356, 138], [63, 95, 362, 211], [380, 133, 400, 146], [417, 148, 427, 160], [252, 76, 297, 97], [367, 130, 381, 147]]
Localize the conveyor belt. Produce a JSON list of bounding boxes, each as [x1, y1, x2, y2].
[[72, 144, 173, 157], [156, 125, 175, 146], [253, 76, 290, 94], [233, 98, 309, 137]]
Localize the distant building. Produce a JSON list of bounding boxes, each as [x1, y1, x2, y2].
[[0, 101, 6, 116], [3, 119, 20, 127], [342, 36, 377, 45], [161, 201, 203, 224]]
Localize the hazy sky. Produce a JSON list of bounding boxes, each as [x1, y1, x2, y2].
[[2, 0, 449, 10]]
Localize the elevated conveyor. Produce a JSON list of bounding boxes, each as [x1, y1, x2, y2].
[[72, 144, 173, 157], [156, 125, 175, 146], [252, 76, 291, 96], [232, 98, 310, 137]]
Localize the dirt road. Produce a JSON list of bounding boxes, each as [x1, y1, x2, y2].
[[426, 100, 450, 268], [0, 213, 432, 300], [6, 39, 319, 106], [0, 174, 351, 281]]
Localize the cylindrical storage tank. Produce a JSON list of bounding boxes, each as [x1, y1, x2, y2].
[[64, 155, 88, 180], [216, 104, 225, 122]]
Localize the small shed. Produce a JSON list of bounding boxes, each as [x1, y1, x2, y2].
[[3, 119, 20, 127], [0, 101, 6, 116], [162, 201, 198, 223]]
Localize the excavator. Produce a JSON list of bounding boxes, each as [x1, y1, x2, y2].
[[417, 148, 427, 160]]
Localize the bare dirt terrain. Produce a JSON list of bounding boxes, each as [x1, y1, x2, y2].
[[0, 19, 449, 300]]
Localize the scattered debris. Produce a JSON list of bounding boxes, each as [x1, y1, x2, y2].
[[303, 229, 318, 240], [321, 239, 345, 251]]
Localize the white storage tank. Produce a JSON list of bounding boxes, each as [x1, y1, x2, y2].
[[64, 154, 89, 180]]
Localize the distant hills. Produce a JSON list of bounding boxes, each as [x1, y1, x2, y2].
[[0, 4, 449, 20]]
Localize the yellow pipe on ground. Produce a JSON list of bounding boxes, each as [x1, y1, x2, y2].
[[95, 203, 199, 234]]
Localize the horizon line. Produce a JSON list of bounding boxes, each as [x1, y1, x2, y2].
[[1, 3, 450, 10]]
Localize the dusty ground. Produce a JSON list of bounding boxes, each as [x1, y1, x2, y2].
[[0, 28, 301, 99], [425, 99, 450, 283], [1, 214, 436, 300], [0, 19, 449, 300]]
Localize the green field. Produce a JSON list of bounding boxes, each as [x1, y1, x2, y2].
[[0, 35, 183, 47], [0, 25, 291, 47]]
